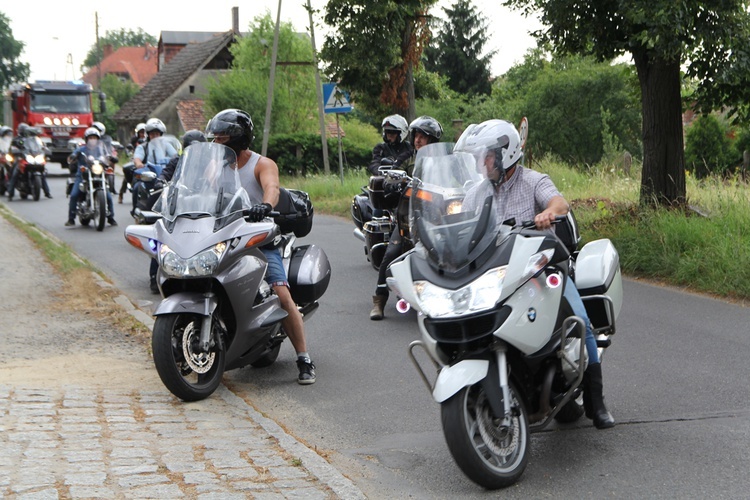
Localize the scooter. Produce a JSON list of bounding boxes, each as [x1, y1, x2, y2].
[[125, 142, 329, 401], [386, 142, 622, 488]]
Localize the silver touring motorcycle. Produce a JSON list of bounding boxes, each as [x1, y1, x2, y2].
[[125, 142, 331, 401], [387, 142, 623, 488]]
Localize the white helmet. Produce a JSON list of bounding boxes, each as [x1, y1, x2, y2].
[[454, 119, 523, 173], [145, 117, 166, 134], [92, 121, 106, 135], [381, 114, 408, 143], [84, 127, 101, 139], [135, 122, 147, 133]]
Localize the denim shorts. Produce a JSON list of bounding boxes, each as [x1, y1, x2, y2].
[[261, 247, 289, 288]]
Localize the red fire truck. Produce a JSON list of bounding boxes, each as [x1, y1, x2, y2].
[[5, 80, 106, 165]]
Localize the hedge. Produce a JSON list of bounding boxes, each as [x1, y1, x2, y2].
[[265, 133, 372, 176]]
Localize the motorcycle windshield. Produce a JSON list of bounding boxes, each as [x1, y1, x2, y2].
[[409, 142, 499, 273], [154, 142, 252, 224], [82, 142, 110, 166], [24, 137, 44, 155]]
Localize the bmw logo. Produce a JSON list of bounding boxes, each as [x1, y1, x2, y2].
[[527, 308, 537, 322]]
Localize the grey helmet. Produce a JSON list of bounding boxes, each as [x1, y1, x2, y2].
[[409, 116, 443, 145]]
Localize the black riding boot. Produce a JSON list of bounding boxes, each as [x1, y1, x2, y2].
[[583, 363, 615, 429]]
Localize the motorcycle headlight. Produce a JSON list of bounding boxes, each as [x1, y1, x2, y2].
[[25, 154, 34, 163], [5, 154, 13, 163], [159, 242, 228, 277], [445, 200, 463, 215], [34, 154, 46, 164], [414, 266, 507, 319], [91, 162, 103, 175]]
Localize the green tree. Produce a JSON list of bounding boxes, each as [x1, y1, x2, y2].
[[0, 12, 29, 90], [98, 74, 140, 134], [507, 56, 642, 165], [205, 13, 318, 144], [82, 28, 156, 72], [321, 0, 437, 120], [503, 0, 750, 207], [424, 0, 494, 95]]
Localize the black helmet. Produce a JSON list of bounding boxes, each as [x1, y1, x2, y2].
[[182, 129, 206, 149], [409, 116, 443, 144], [206, 108, 254, 154], [17, 123, 29, 137]]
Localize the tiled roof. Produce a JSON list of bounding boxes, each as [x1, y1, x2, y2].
[[114, 31, 235, 123], [177, 100, 207, 132], [82, 45, 158, 87], [326, 121, 345, 138], [160, 31, 223, 45]]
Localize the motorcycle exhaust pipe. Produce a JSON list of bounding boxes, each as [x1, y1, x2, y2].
[[396, 298, 411, 314]]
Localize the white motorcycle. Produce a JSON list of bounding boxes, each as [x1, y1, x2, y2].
[[386, 143, 623, 488]]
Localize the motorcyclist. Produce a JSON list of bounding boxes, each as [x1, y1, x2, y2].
[[133, 118, 178, 170], [0, 126, 12, 193], [7, 124, 53, 200], [142, 130, 207, 294], [369, 116, 443, 320], [120, 123, 147, 203], [457, 118, 615, 430], [65, 127, 118, 227], [368, 114, 413, 175], [130, 122, 147, 149], [206, 108, 316, 385], [91, 121, 119, 194]]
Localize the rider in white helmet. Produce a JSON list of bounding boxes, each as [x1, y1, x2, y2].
[[367, 114, 413, 175], [133, 118, 177, 170], [459, 119, 615, 430]]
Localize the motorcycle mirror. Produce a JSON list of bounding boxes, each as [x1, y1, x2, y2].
[[140, 171, 157, 182]]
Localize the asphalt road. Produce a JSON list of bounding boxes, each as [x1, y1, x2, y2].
[[5, 171, 750, 499]]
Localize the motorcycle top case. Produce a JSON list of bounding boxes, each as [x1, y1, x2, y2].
[[287, 244, 331, 304], [274, 188, 314, 237]]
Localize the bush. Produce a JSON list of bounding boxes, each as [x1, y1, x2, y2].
[[266, 133, 373, 176], [684, 114, 734, 178]]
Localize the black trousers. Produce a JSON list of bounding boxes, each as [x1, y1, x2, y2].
[[375, 226, 404, 298]]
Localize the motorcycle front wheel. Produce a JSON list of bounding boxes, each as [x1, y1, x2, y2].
[[32, 175, 41, 201], [152, 313, 226, 402], [95, 189, 106, 231], [441, 380, 529, 489]]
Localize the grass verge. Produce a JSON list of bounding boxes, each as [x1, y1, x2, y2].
[[283, 158, 750, 304]]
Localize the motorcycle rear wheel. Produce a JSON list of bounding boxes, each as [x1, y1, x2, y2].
[[32, 176, 41, 201], [554, 392, 585, 423], [441, 380, 529, 489], [95, 190, 106, 231], [152, 313, 226, 402]]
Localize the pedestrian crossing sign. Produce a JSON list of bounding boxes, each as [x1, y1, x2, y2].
[[323, 83, 353, 114]]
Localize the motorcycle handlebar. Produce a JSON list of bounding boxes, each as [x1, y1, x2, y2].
[[521, 215, 567, 229]]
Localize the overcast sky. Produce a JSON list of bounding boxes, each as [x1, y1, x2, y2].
[[3, 0, 542, 82]]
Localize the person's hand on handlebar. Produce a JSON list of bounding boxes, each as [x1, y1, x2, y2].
[[246, 202, 273, 222]]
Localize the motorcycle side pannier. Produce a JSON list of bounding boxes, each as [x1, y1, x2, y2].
[[575, 238, 623, 332], [288, 244, 332, 304], [274, 188, 314, 238], [368, 175, 387, 209]]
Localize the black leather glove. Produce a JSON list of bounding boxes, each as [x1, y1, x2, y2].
[[154, 178, 166, 190], [247, 202, 273, 222]]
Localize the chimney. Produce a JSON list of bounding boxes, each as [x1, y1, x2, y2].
[[232, 7, 239, 34], [103, 44, 114, 58], [144, 43, 151, 60]]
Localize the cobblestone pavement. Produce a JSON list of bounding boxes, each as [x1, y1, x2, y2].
[[0, 212, 365, 499]]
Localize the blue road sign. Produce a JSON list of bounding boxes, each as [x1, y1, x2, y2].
[[323, 83, 353, 114]]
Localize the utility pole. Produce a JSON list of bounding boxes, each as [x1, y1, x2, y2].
[[261, 0, 282, 156], [95, 12, 101, 88], [307, 0, 330, 175]]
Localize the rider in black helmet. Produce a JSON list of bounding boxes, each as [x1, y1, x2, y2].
[[205, 108, 317, 385]]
